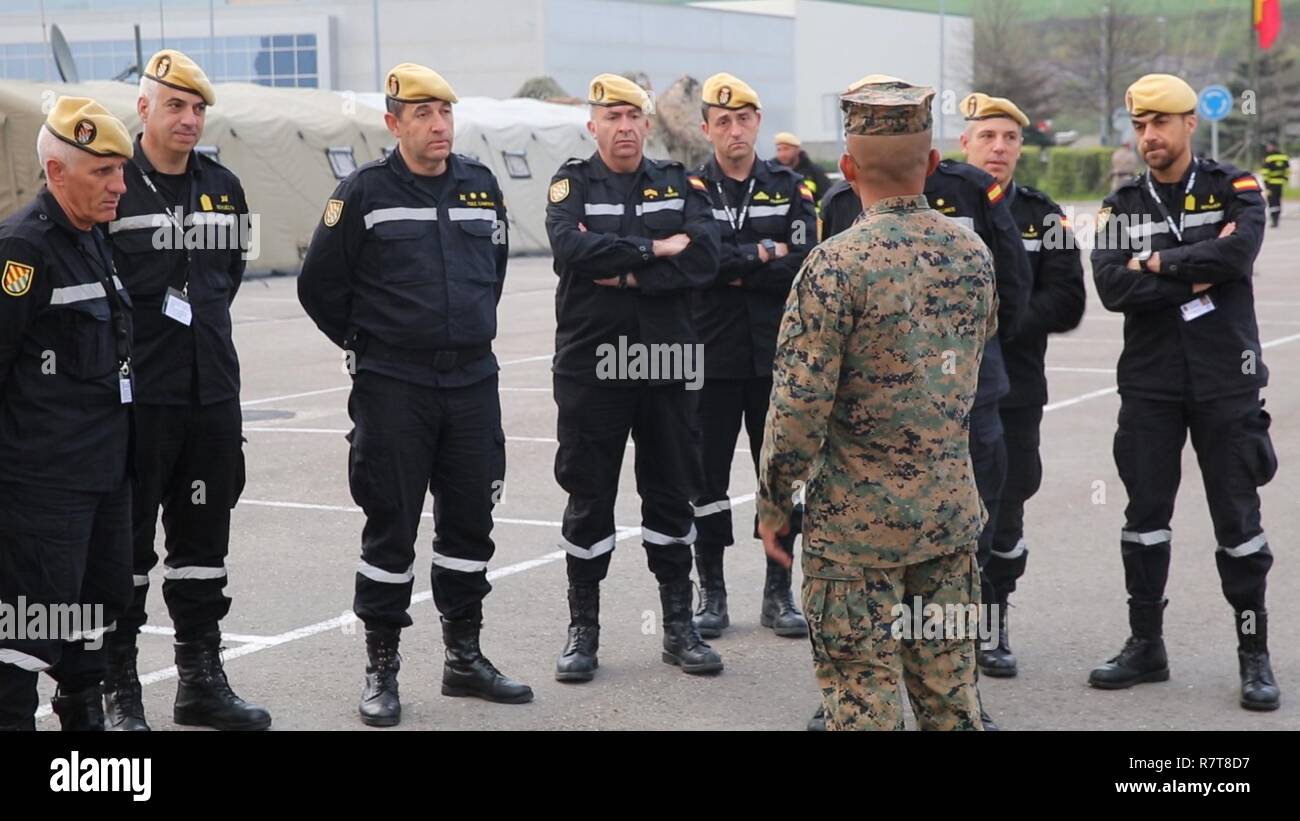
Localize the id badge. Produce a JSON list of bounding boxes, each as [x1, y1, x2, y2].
[[119, 374, 134, 404], [162, 287, 193, 326], [1179, 294, 1216, 322]]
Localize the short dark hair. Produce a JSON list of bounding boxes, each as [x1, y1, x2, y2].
[[386, 98, 406, 118]]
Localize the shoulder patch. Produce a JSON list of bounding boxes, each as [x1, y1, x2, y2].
[[1232, 175, 1262, 193], [1096, 206, 1112, 231], [688, 175, 708, 192], [3, 260, 35, 297], [549, 178, 571, 203], [986, 182, 1005, 205], [323, 198, 344, 227], [799, 182, 814, 202]]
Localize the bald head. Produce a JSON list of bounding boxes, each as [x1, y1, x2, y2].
[[841, 132, 937, 205]]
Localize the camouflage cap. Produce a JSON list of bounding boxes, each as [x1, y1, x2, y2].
[[840, 79, 935, 137]]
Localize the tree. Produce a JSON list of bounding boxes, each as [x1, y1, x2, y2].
[[1060, 0, 1156, 146], [969, 0, 1057, 122]]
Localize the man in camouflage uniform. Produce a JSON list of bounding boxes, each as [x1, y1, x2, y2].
[[757, 78, 997, 731]]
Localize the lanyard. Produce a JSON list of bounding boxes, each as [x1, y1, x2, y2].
[[132, 160, 193, 296], [1144, 159, 1197, 244], [78, 229, 132, 375], [715, 177, 757, 233]]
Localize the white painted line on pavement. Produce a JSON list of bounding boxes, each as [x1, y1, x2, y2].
[[36, 493, 756, 722]]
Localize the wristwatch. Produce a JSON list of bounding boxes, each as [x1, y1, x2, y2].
[[761, 238, 777, 256]]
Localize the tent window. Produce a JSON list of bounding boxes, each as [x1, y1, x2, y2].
[[196, 145, 220, 163], [502, 150, 531, 179], [327, 147, 357, 180]]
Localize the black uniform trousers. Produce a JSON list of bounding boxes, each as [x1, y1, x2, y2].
[[118, 399, 245, 644], [0, 480, 133, 724], [987, 404, 1044, 599], [349, 370, 503, 630], [554, 375, 699, 585], [970, 401, 1008, 612], [1113, 391, 1276, 614], [693, 376, 800, 559], [1266, 183, 1283, 228]]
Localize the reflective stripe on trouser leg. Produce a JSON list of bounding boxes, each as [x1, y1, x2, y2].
[[348, 372, 437, 632], [694, 378, 746, 550], [553, 376, 636, 585], [428, 376, 502, 622]]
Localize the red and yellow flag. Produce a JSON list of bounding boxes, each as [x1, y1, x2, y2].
[[1255, 0, 1283, 50]]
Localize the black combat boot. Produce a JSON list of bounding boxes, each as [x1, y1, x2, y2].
[[660, 578, 724, 674], [556, 582, 600, 682], [103, 641, 150, 731], [173, 633, 272, 730], [441, 618, 533, 703], [978, 596, 1017, 678], [1088, 599, 1170, 689], [359, 629, 401, 727], [1237, 611, 1280, 711], [693, 546, 729, 639], [760, 560, 808, 638], [51, 685, 106, 731]]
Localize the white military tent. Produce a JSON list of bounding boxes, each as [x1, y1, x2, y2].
[[0, 79, 601, 271]]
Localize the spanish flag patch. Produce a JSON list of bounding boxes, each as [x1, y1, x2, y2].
[[798, 183, 814, 202], [1059, 214, 1072, 230], [1232, 175, 1262, 193], [688, 176, 707, 192], [986, 182, 1005, 205]]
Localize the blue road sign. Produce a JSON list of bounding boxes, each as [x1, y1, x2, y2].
[[1198, 85, 1233, 122]]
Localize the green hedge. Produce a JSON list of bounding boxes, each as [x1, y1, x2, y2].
[[943, 147, 1117, 202]]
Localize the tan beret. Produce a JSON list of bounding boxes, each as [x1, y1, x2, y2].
[[773, 132, 801, 148], [960, 92, 1029, 127], [1126, 74, 1198, 116], [145, 49, 215, 106], [385, 62, 458, 104], [701, 72, 761, 110], [588, 73, 652, 113], [44, 96, 133, 159]]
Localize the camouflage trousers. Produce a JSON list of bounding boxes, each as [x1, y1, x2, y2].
[[802, 549, 983, 731]]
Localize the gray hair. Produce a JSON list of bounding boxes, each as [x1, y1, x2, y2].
[[139, 75, 161, 108], [35, 125, 79, 172]]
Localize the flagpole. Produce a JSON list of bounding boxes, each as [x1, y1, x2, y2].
[[1248, 0, 1259, 169]]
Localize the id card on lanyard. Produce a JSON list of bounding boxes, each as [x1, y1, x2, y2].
[[134, 161, 194, 325], [85, 229, 135, 403]]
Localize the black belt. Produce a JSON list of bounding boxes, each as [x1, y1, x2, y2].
[[358, 337, 491, 371]]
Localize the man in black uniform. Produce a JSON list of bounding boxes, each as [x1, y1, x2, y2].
[[957, 93, 1086, 677], [774, 132, 832, 206], [813, 74, 1029, 731], [299, 63, 531, 727], [0, 98, 135, 731], [691, 74, 816, 640], [1090, 74, 1279, 711], [1262, 140, 1289, 229], [103, 49, 268, 732], [547, 73, 722, 681]]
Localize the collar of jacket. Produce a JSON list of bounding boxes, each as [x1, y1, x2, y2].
[[699, 153, 766, 185], [37, 186, 93, 237], [586, 150, 664, 184], [868, 194, 929, 215], [130, 134, 202, 179], [387, 146, 471, 186]]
